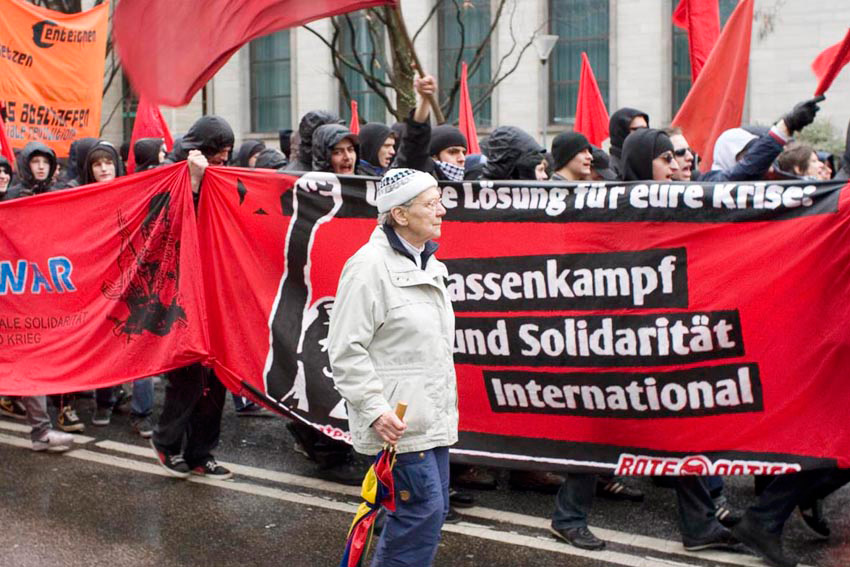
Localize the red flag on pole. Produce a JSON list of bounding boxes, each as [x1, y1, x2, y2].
[[672, 0, 754, 171], [672, 0, 721, 82], [0, 103, 15, 170], [458, 62, 481, 154], [573, 52, 609, 147], [114, 0, 398, 106], [349, 100, 360, 135], [126, 97, 174, 174], [812, 28, 850, 96]]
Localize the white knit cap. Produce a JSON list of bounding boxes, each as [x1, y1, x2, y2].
[[376, 168, 437, 213]]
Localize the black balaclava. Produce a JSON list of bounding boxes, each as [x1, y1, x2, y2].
[[609, 107, 650, 159], [621, 128, 674, 181], [134, 137, 165, 172]]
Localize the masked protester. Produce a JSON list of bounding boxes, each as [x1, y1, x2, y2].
[[311, 124, 358, 175], [608, 107, 649, 176], [6, 141, 58, 199], [394, 75, 469, 182], [285, 110, 340, 172], [356, 122, 397, 176], [134, 137, 167, 172], [232, 139, 266, 168]]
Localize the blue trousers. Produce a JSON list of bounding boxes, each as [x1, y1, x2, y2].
[[371, 447, 450, 567]]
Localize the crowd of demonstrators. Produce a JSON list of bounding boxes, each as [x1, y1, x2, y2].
[[2, 71, 850, 567]]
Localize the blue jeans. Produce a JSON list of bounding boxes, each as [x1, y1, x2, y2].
[[371, 447, 450, 567], [95, 377, 155, 417]]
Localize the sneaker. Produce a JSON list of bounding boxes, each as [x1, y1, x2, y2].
[[713, 494, 743, 528], [113, 388, 132, 415], [0, 397, 27, 420], [682, 527, 739, 551], [444, 507, 462, 524], [57, 405, 85, 433], [597, 479, 645, 503], [92, 405, 112, 426], [150, 439, 190, 479], [449, 488, 475, 509], [549, 525, 606, 550], [130, 415, 154, 438], [235, 402, 270, 417], [32, 429, 74, 452], [191, 457, 233, 480]]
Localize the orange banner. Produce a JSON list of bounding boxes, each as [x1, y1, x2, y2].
[[0, 0, 108, 157]]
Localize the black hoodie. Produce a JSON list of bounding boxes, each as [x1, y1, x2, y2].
[[285, 110, 340, 172], [254, 147, 288, 170], [356, 122, 394, 176], [7, 141, 57, 198], [80, 140, 125, 186], [620, 128, 673, 182], [609, 107, 650, 173], [175, 115, 235, 162], [59, 137, 98, 186], [311, 124, 359, 173], [0, 156, 14, 197], [232, 139, 266, 167], [481, 126, 545, 180], [134, 137, 165, 172]]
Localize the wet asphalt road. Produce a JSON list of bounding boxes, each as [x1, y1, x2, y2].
[[1, 388, 849, 567]]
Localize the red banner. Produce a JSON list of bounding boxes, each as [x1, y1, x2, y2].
[[198, 169, 850, 475], [0, 164, 209, 395]]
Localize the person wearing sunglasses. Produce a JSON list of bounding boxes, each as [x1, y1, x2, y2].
[[621, 128, 681, 182], [664, 127, 696, 181]]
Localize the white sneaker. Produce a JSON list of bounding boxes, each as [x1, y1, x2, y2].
[[32, 429, 74, 452]]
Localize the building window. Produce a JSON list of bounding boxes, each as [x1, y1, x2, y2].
[[337, 11, 387, 124], [250, 30, 292, 132], [549, 0, 609, 125], [121, 72, 138, 143], [672, 0, 737, 114], [438, 0, 492, 127]]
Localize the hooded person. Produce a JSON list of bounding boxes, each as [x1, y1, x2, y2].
[[0, 156, 14, 198], [6, 141, 58, 199], [816, 151, 835, 180], [253, 147, 288, 170], [481, 126, 545, 180], [356, 122, 396, 176], [232, 139, 266, 168], [311, 124, 359, 174], [590, 147, 618, 181], [80, 140, 125, 186], [134, 137, 166, 172], [59, 137, 98, 186], [279, 128, 293, 161], [285, 110, 340, 172], [463, 153, 487, 180], [175, 115, 234, 165], [620, 128, 680, 182], [608, 107, 649, 175], [165, 136, 184, 164], [550, 132, 592, 181], [772, 142, 824, 181]]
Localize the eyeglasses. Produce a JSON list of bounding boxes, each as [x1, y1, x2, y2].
[[658, 152, 675, 164], [673, 148, 694, 157], [413, 197, 444, 211]]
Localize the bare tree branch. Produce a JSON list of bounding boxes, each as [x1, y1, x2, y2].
[[412, 0, 445, 43]]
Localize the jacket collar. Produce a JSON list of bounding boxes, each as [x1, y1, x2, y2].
[[381, 224, 438, 269]]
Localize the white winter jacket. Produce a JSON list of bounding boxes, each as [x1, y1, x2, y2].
[[328, 226, 458, 455]]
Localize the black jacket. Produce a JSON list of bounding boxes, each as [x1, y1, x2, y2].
[[481, 126, 544, 180], [6, 141, 58, 198], [392, 111, 446, 180], [58, 137, 98, 187], [356, 122, 393, 176], [609, 107, 649, 175], [311, 124, 358, 172], [134, 137, 164, 172], [285, 110, 340, 172]]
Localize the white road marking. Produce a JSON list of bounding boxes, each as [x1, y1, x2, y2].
[[0, 420, 95, 444], [0, 431, 814, 567]]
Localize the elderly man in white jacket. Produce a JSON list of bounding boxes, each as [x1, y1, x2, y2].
[[328, 168, 458, 567]]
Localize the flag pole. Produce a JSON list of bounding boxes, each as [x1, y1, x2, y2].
[[390, 6, 446, 124]]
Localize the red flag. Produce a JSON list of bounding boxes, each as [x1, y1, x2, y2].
[[0, 164, 209, 395], [114, 0, 398, 106], [812, 28, 850, 96], [348, 100, 360, 135], [126, 97, 174, 174], [672, 0, 754, 171], [573, 52, 609, 147], [458, 62, 481, 154], [672, 0, 721, 82], [0, 103, 14, 170]]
